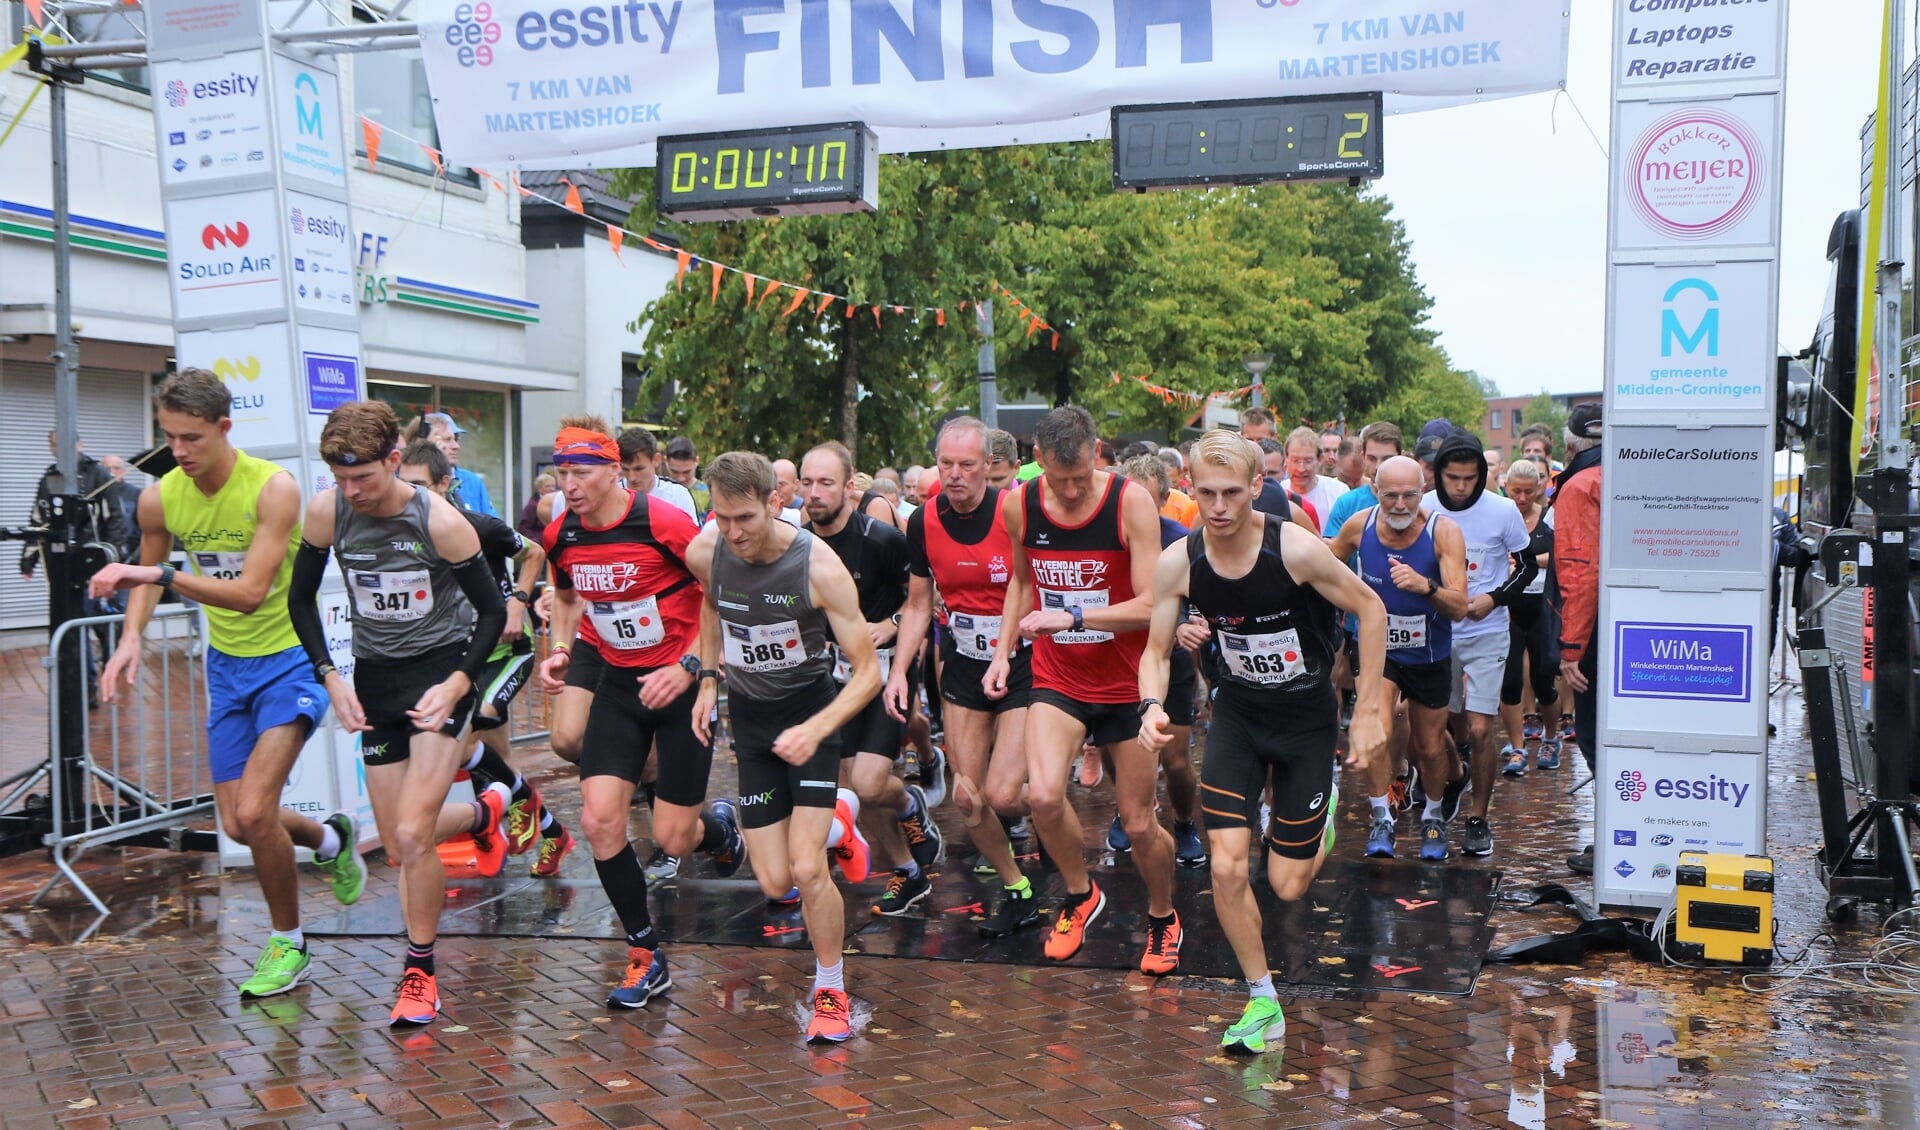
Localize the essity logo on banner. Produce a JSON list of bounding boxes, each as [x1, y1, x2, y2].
[[290, 207, 349, 243], [201, 223, 250, 250], [1614, 769, 1750, 808], [445, 2, 502, 67], [1625, 106, 1767, 241], [166, 80, 189, 107]]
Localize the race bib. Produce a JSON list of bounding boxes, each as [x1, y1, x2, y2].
[[1219, 627, 1307, 685], [1039, 587, 1113, 645], [349, 569, 433, 622], [833, 644, 894, 684], [190, 550, 246, 582], [1524, 567, 1546, 595], [725, 619, 805, 672], [950, 612, 1002, 661], [1464, 542, 1499, 584], [1387, 613, 1429, 651], [587, 596, 665, 651]]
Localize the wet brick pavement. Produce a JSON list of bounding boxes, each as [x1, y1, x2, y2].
[[1, 638, 1916, 1128]]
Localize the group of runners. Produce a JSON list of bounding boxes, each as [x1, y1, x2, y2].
[[85, 369, 1578, 1054]]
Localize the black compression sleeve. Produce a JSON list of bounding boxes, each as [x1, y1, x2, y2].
[[289, 541, 333, 675], [450, 553, 508, 682], [1490, 549, 1539, 608]]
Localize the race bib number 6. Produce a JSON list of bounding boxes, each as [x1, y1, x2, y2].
[[950, 612, 1002, 661]]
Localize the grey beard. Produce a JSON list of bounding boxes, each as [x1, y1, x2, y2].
[[1383, 511, 1417, 532]]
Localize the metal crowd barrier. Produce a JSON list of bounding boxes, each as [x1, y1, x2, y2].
[[29, 607, 216, 919], [507, 628, 555, 747]]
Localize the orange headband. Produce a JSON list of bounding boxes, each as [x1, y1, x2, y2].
[[553, 427, 619, 465]]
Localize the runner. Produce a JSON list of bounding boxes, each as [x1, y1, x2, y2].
[[397, 442, 574, 876], [537, 419, 745, 1009], [1329, 456, 1469, 860], [987, 406, 1176, 972], [1495, 458, 1563, 775], [1424, 431, 1536, 858], [1140, 430, 1388, 1050], [686, 452, 884, 1044], [798, 443, 946, 917], [289, 400, 513, 1026], [618, 427, 699, 521], [91, 368, 365, 999]]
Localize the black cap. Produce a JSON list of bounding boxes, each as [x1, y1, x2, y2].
[[1567, 403, 1603, 439]]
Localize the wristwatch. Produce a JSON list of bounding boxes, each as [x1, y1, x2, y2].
[[698, 669, 721, 682], [1136, 697, 1162, 718], [155, 563, 176, 589], [1424, 577, 1437, 598], [314, 661, 336, 681], [511, 589, 534, 605], [1070, 605, 1085, 632], [678, 653, 702, 676]]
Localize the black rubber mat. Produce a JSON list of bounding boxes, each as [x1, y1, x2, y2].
[[306, 846, 1501, 996]]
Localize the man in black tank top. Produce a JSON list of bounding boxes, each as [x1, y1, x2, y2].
[[1139, 431, 1389, 1055], [686, 452, 883, 1045]]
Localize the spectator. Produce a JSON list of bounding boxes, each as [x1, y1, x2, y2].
[[1550, 403, 1604, 876], [100, 454, 144, 563], [22, 429, 122, 578], [421, 410, 499, 517], [518, 472, 557, 543]]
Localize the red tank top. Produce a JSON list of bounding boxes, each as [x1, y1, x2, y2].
[[1021, 474, 1145, 703], [543, 492, 702, 668], [921, 488, 1015, 618]]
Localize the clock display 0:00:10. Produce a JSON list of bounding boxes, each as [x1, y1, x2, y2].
[[665, 142, 852, 194]]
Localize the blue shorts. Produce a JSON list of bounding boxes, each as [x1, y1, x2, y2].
[[206, 646, 327, 784]]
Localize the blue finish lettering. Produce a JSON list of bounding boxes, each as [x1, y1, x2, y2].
[[1010, 0, 1097, 75], [713, 0, 784, 94], [1113, 0, 1211, 67], [800, 0, 832, 87], [852, 0, 943, 84], [962, 0, 994, 76]]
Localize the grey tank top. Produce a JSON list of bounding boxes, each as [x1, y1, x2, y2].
[[333, 486, 473, 660], [711, 528, 832, 701]]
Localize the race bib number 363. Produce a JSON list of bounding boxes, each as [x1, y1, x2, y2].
[[1220, 628, 1307, 685]]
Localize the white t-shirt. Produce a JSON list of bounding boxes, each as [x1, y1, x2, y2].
[[897, 501, 918, 523], [1422, 487, 1530, 640], [1294, 475, 1347, 525], [647, 478, 698, 520]]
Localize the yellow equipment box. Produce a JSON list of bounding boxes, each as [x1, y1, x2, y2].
[[1672, 852, 1774, 966]]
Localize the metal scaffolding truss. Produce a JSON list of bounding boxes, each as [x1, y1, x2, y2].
[[26, 0, 424, 70]]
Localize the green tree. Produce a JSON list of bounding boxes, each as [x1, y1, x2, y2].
[[1522, 392, 1568, 449], [1368, 353, 1489, 440]]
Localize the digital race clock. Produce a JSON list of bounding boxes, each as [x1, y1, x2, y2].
[[655, 122, 880, 222], [1111, 93, 1384, 192]]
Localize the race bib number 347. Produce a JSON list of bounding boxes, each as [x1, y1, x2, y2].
[[349, 569, 433, 622]]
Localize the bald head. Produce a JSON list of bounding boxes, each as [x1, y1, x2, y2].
[[772, 458, 799, 508], [1374, 455, 1423, 496]]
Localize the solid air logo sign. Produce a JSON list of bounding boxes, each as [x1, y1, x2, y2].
[[1626, 107, 1765, 241], [1661, 278, 1717, 358], [201, 222, 250, 249]]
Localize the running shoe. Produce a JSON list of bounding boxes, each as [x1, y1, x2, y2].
[[643, 845, 681, 883], [1558, 715, 1577, 743], [531, 828, 575, 878], [916, 744, 948, 809], [316, 812, 366, 905], [830, 796, 871, 883], [873, 869, 931, 916], [1174, 820, 1208, 868], [1139, 911, 1183, 976], [1535, 740, 1562, 771], [805, 987, 852, 1043], [1106, 814, 1132, 854], [979, 884, 1040, 937], [238, 937, 310, 998], [1418, 819, 1449, 862], [1322, 782, 1340, 857], [472, 787, 508, 879], [708, 798, 746, 878], [1568, 845, 1594, 875], [972, 856, 999, 876], [1005, 814, 1031, 841], [898, 786, 944, 870], [388, 968, 439, 1026], [770, 886, 802, 906], [1365, 817, 1396, 859], [607, 947, 671, 1009], [1076, 749, 1103, 788], [505, 786, 543, 855], [1044, 882, 1106, 961], [1501, 745, 1528, 777], [1439, 771, 1471, 826], [1388, 773, 1412, 814], [1221, 996, 1286, 1054], [1522, 713, 1544, 742], [1462, 816, 1494, 857]]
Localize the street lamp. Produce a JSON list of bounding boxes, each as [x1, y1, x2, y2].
[[1242, 352, 1273, 410]]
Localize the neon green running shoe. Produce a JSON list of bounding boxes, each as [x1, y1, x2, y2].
[[239, 937, 311, 999], [315, 812, 367, 906], [1322, 781, 1340, 857], [1221, 995, 1286, 1054]]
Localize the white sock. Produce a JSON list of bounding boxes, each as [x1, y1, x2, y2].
[[1368, 795, 1390, 821], [1422, 798, 1444, 822], [271, 926, 305, 950], [1247, 973, 1276, 1000], [315, 821, 342, 861], [486, 782, 512, 806], [462, 747, 484, 772], [814, 960, 844, 993]]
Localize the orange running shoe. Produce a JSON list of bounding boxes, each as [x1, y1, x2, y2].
[[471, 787, 508, 878], [1139, 911, 1183, 976], [505, 785, 543, 856], [805, 987, 852, 1043], [388, 968, 439, 1026], [829, 797, 871, 884], [1043, 881, 1106, 961]]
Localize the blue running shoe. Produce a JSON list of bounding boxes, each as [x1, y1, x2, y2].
[[608, 947, 671, 1009], [1535, 740, 1562, 771], [1419, 819, 1449, 861], [1106, 814, 1131, 854], [708, 798, 746, 878], [1365, 817, 1396, 859]]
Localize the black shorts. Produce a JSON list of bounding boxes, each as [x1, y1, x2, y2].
[[579, 664, 714, 806], [938, 636, 1032, 714], [1200, 684, 1337, 859], [357, 643, 479, 767], [1348, 634, 1451, 713], [1029, 687, 1139, 748], [563, 640, 605, 689], [839, 692, 904, 759], [470, 637, 534, 732], [730, 678, 842, 829], [1165, 648, 1197, 728]]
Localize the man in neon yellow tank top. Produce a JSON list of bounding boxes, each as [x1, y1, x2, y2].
[[89, 369, 367, 999]]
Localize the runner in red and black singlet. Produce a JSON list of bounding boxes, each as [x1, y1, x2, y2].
[[987, 406, 1180, 973], [887, 417, 1041, 939]]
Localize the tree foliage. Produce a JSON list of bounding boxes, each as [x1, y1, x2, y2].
[[611, 141, 1464, 466], [1523, 392, 1569, 446]]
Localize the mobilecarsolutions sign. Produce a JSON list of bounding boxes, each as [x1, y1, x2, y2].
[[417, 0, 1570, 168]]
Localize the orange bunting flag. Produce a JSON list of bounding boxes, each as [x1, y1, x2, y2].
[[514, 174, 533, 199], [816, 292, 838, 317], [25, 0, 43, 25], [606, 225, 624, 261], [561, 178, 584, 214], [757, 281, 782, 310], [1024, 316, 1042, 341], [360, 117, 382, 166], [935, 308, 946, 327], [845, 302, 857, 319], [674, 250, 691, 288], [782, 288, 811, 317], [1050, 331, 1060, 351], [743, 275, 758, 306], [419, 143, 445, 174], [872, 305, 883, 327], [892, 305, 905, 315], [710, 262, 724, 303]]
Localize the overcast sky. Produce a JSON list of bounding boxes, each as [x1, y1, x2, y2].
[[1376, 1, 1886, 398]]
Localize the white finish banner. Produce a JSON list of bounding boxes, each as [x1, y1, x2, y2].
[[418, 0, 1570, 169]]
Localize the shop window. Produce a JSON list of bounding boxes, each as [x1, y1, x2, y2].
[[368, 380, 510, 517]]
